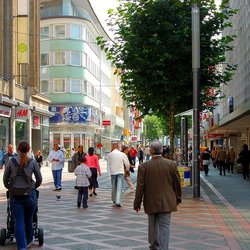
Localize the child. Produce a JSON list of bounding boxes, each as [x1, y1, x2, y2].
[[74, 156, 92, 208]]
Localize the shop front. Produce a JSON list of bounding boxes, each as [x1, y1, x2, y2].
[[49, 105, 101, 159], [0, 105, 11, 151]]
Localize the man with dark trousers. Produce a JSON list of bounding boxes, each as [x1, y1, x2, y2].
[[134, 141, 182, 250]]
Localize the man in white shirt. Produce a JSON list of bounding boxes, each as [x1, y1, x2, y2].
[[107, 142, 130, 207], [48, 143, 65, 191]]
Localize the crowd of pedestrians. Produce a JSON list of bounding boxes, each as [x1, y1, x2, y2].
[[201, 144, 250, 179]]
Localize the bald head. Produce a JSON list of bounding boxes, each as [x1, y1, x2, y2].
[[150, 141, 163, 155], [112, 142, 119, 150]]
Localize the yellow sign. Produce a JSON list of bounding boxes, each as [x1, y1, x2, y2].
[[17, 17, 28, 63]]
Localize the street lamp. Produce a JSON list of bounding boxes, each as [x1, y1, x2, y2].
[[192, 4, 200, 198]]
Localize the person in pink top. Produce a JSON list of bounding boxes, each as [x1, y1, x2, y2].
[[85, 147, 102, 196]]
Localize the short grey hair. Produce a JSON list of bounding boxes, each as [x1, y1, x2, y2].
[[150, 141, 163, 155]]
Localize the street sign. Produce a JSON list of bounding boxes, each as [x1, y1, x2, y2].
[[102, 120, 111, 126]]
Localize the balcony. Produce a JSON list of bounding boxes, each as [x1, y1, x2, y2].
[[0, 78, 10, 96], [40, 6, 91, 21]]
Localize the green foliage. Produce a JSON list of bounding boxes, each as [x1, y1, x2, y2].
[[143, 115, 164, 142], [97, 0, 237, 118]]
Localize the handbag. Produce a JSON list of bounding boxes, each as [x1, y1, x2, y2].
[[236, 157, 242, 164], [202, 159, 210, 165]]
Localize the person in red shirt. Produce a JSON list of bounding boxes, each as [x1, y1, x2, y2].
[[85, 147, 101, 196], [129, 146, 138, 165]]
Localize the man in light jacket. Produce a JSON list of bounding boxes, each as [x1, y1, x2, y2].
[[134, 141, 182, 250], [107, 142, 130, 207]]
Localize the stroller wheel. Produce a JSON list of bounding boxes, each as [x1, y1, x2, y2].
[[38, 228, 44, 246], [0, 228, 7, 246]]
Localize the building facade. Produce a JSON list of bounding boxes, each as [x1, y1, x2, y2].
[[0, 0, 52, 155], [40, 0, 126, 158], [203, 0, 250, 154]]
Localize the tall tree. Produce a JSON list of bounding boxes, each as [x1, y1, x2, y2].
[[97, 0, 237, 158]]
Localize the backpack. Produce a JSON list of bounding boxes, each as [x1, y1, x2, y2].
[[9, 158, 33, 197]]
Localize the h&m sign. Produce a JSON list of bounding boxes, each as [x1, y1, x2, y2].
[[16, 107, 29, 120]]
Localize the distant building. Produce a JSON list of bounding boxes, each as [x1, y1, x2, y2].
[[40, 0, 126, 158], [0, 0, 52, 155], [205, 1, 250, 152]]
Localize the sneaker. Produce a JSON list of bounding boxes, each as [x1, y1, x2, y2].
[[27, 240, 33, 248], [58, 187, 62, 191], [116, 204, 122, 208], [93, 192, 97, 196], [83, 204, 88, 208], [89, 193, 93, 197]]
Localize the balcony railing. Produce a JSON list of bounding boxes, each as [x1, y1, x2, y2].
[[40, 6, 91, 21]]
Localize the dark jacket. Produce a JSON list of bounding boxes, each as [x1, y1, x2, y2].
[[239, 149, 250, 166], [134, 155, 181, 214], [3, 155, 42, 197], [71, 151, 86, 171]]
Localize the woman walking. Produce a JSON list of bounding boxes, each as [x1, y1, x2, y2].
[[3, 141, 42, 249], [85, 147, 101, 196], [35, 150, 43, 169], [121, 145, 135, 192]]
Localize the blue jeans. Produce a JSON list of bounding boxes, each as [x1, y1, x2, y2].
[[148, 212, 171, 250], [111, 174, 124, 205], [10, 191, 36, 250], [52, 168, 62, 188]]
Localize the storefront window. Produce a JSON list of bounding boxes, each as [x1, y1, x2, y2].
[[0, 117, 9, 151], [63, 134, 71, 158], [42, 125, 49, 157], [16, 121, 26, 146], [53, 134, 60, 145], [74, 134, 80, 150]]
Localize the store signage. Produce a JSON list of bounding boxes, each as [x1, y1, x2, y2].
[[49, 106, 91, 124], [32, 115, 40, 128], [207, 134, 224, 138], [102, 120, 111, 126], [16, 107, 29, 120], [0, 105, 11, 117]]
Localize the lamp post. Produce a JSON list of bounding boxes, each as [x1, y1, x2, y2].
[[192, 4, 200, 198]]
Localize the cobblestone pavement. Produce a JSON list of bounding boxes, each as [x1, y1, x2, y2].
[[0, 161, 249, 250]]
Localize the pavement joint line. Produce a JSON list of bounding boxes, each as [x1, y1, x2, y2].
[[201, 175, 247, 249]]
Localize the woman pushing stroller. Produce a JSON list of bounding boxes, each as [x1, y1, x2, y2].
[[3, 141, 42, 250]]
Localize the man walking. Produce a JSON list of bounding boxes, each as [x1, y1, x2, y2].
[[134, 141, 182, 250], [107, 142, 130, 207], [48, 143, 65, 191], [0, 144, 17, 169], [72, 145, 86, 171]]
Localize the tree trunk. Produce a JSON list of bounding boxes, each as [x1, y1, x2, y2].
[[169, 102, 175, 160]]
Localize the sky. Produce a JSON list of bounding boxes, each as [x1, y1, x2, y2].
[[90, 0, 222, 36]]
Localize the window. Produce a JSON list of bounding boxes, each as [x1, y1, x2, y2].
[[71, 79, 81, 93], [70, 52, 81, 66], [40, 26, 49, 39], [82, 53, 87, 67], [41, 80, 49, 93], [41, 53, 49, 66], [54, 25, 65, 38], [82, 27, 86, 40], [54, 79, 65, 92], [71, 24, 81, 39], [54, 51, 65, 65]]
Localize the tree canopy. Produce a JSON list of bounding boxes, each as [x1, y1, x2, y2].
[[97, 0, 237, 156]]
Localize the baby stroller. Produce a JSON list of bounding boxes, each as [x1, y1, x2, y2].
[[0, 190, 44, 246]]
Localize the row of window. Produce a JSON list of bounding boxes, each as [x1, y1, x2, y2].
[[41, 78, 111, 107], [41, 24, 99, 55], [41, 79, 107, 105], [41, 51, 100, 79]]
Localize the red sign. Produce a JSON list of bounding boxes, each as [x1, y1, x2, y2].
[[207, 134, 224, 138], [102, 120, 111, 126], [16, 108, 29, 119]]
